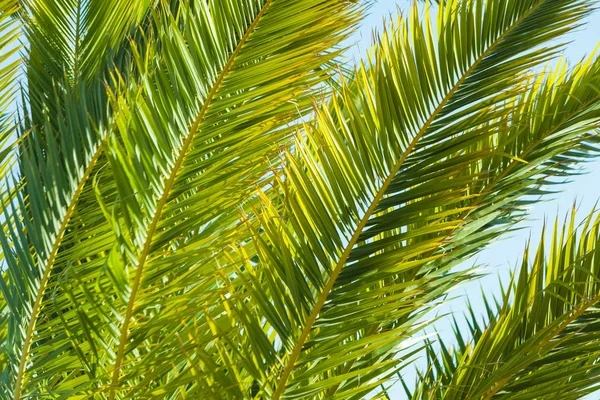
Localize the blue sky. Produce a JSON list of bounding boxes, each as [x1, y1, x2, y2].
[[351, 1, 600, 397]]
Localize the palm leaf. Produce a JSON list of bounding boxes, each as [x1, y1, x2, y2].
[[0, 0, 22, 379], [2, 0, 600, 398], [407, 207, 600, 399], [0, 2, 157, 398], [20, 0, 149, 123], [227, 1, 600, 398], [0, 0, 21, 173], [13, 0, 364, 398]]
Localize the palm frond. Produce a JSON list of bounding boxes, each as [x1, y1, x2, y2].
[[20, 0, 149, 123], [407, 207, 600, 400], [0, 0, 22, 378], [2, 0, 600, 398], [0, 87, 109, 398], [0, 2, 157, 398], [11, 0, 364, 398], [0, 0, 21, 173], [224, 1, 600, 398]]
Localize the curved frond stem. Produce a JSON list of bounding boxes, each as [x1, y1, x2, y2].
[[406, 210, 600, 399], [479, 274, 600, 398], [108, 1, 275, 396], [13, 142, 104, 400], [271, 3, 546, 397]]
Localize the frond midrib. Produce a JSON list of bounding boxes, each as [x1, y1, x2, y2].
[[13, 142, 104, 400], [479, 292, 600, 400], [108, 1, 276, 397], [271, 2, 548, 398]]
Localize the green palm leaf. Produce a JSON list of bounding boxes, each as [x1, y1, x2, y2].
[[236, 1, 600, 398], [0, 0, 20, 173], [407, 207, 600, 399], [10, 0, 364, 398], [0, 0, 22, 379], [20, 0, 150, 122], [2, 0, 600, 398], [0, 1, 156, 398]]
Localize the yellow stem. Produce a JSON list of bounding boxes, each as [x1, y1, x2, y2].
[[107, 1, 274, 397]]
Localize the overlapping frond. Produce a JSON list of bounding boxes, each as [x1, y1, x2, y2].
[[20, 0, 149, 123], [0, 86, 113, 398], [12, 0, 364, 398], [0, 0, 22, 379], [220, 1, 600, 398], [2, 0, 600, 398], [407, 208, 600, 400], [0, 1, 155, 398]]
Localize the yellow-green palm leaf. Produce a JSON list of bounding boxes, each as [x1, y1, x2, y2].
[[2, 0, 600, 399]]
